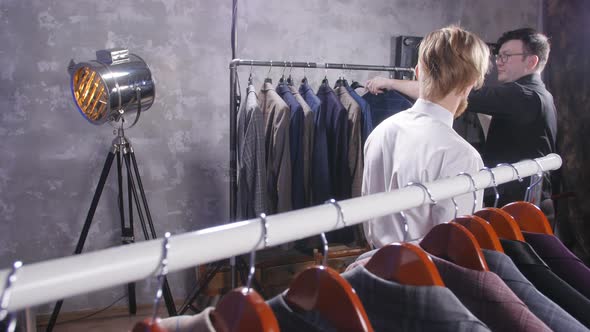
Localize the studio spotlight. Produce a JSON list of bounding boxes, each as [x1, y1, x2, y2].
[[69, 48, 155, 126], [47, 49, 177, 332]]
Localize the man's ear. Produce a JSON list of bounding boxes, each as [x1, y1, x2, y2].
[[527, 55, 540, 71]]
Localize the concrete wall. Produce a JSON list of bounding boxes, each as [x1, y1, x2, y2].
[[0, 0, 541, 314]]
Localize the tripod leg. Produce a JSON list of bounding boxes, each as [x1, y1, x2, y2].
[[122, 148, 178, 316], [46, 151, 116, 332], [117, 152, 137, 315]]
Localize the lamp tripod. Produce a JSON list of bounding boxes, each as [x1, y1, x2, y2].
[[45, 123, 177, 331]]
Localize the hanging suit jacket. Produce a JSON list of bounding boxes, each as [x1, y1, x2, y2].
[[317, 83, 350, 201], [346, 85, 373, 148], [258, 82, 292, 214], [501, 238, 590, 328], [430, 255, 551, 332], [300, 80, 330, 206], [522, 231, 590, 301], [482, 249, 588, 332], [236, 84, 267, 219], [288, 84, 314, 207], [276, 82, 305, 210], [342, 265, 491, 332], [267, 293, 337, 332], [363, 90, 413, 128], [335, 85, 363, 198]]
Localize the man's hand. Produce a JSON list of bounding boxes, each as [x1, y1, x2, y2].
[[366, 76, 393, 95]]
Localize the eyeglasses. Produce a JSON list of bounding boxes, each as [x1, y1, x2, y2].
[[495, 53, 531, 64]]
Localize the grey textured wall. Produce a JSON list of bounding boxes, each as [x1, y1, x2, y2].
[[0, 0, 540, 314]]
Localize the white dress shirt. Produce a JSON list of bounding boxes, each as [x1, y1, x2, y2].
[[362, 98, 484, 248]]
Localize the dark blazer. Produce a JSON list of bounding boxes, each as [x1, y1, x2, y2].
[[501, 238, 590, 328], [483, 249, 587, 331], [341, 266, 490, 332], [267, 293, 337, 332], [277, 82, 305, 210], [317, 83, 350, 201], [300, 81, 330, 206], [431, 255, 551, 331], [523, 231, 590, 301], [362, 90, 412, 128]]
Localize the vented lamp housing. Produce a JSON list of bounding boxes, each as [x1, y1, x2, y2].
[[69, 48, 155, 125]]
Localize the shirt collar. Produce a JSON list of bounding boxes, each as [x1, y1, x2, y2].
[[412, 98, 454, 128]]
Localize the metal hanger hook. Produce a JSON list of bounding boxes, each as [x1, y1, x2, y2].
[[480, 167, 499, 208], [456, 172, 478, 214], [151, 232, 171, 323], [405, 182, 437, 205], [325, 198, 346, 227], [451, 196, 460, 220], [246, 213, 268, 290], [497, 163, 523, 182], [0, 260, 22, 332], [525, 159, 546, 202], [320, 232, 329, 267], [267, 60, 273, 77]]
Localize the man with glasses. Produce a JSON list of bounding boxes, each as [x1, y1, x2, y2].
[[366, 28, 557, 208]]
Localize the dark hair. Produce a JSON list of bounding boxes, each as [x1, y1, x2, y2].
[[497, 28, 551, 71]]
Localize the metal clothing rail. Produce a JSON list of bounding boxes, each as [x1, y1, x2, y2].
[[0, 154, 561, 311], [228, 58, 416, 222]]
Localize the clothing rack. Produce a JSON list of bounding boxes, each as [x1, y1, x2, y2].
[[228, 58, 416, 222], [0, 154, 561, 312]]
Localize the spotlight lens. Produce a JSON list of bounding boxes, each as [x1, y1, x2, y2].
[[72, 66, 109, 123]]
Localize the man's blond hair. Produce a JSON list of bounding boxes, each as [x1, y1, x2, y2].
[[419, 26, 490, 101]]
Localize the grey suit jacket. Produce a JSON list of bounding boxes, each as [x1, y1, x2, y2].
[[335, 86, 363, 198], [258, 82, 292, 213], [341, 265, 490, 332], [483, 249, 588, 331], [236, 84, 267, 219]]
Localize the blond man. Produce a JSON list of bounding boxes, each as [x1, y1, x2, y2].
[[362, 26, 490, 248]]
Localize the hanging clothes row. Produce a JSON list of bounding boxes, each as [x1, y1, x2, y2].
[[235, 61, 415, 222], [0, 155, 563, 314], [156, 172, 589, 332]]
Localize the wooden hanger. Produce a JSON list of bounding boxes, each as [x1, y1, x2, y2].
[[132, 319, 168, 332], [502, 201, 553, 235], [454, 216, 504, 253], [209, 214, 279, 332], [284, 265, 374, 332], [419, 222, 489, 271], [211, 287, 279, 332], [364, 242, 445, 286], [284, 200, 373, 332], [475, 208, 525, 241]]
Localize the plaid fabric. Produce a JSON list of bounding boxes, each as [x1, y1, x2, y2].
[[523, 231, 590, 301], [342, 266, 490, 331], [236, 85, 267, 219], [483, 249, 588, 331], [431, 256, 551, 331], [258, 83, 292, 214]]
